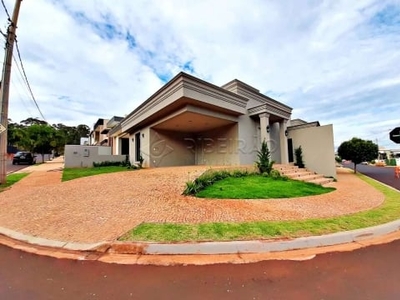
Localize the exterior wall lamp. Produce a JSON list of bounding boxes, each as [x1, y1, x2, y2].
[[285, 130, 288, 136], [131, 137, 134, 142], [266, 125, 270, 133]]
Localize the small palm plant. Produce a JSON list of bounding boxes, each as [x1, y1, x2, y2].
[[256, 140, 274, 175]]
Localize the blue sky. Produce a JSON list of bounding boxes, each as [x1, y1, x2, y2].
[[1, 0, 399, 149]]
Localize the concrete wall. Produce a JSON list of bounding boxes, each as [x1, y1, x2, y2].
[[148, 129, 195, 167], [64, 145, 127, 168], [140, 123, 239, 168], [288, 124, 336, 178], [195, 123, 239, 166]]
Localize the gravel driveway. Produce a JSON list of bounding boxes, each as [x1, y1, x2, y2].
[[0, 165, 384, 243]]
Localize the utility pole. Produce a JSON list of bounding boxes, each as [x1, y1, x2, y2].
[[0, 0, 22, 184]]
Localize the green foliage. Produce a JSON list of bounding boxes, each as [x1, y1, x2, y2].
[[138, 154, 144, 168], [62, 166, 134, 181], [294, 146, 305, 168], [337, 137, 378, 173], [196, 175, 334, 199], [231, 169, 249, 177], [7, 118, 90, 156], [385, 158, 397, 166], [269, 169, 281, 179], [255, 140, 274, 174], [93, 159, 132, 168], [335, 156, 342, 163], [0, 173, 29, 190], [182, 169, 254, 196]]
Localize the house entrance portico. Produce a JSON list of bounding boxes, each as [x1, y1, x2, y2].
[[249, 109, 290, 165]]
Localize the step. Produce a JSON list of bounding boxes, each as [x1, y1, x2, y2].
[[293, 174, 324, 182], [281, 170, 313, 177], [273, 164, 332, 185], [308, 177, 335, 186]]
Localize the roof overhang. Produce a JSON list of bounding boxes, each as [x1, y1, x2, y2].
[[121, 73, 248, 134], [151, 105, 237, 133]]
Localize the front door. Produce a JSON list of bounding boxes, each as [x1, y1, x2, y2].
[[287, 138, 294, 163], [135, 132, 141, 161]]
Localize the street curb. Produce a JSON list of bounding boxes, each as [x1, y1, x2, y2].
[[1, 219, 400, 256], [0, 227, 106, 252], [109, 219, 400, 255]]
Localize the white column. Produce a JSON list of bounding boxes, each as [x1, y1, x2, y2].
[[279, 119, 288, 164], [259, 113, 270, 148], [115, 137, 120, 155]]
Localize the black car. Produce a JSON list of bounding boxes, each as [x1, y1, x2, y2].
[[12, 151, 36, 165]]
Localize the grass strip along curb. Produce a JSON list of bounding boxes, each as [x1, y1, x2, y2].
[[0, 173, 29, 192], [120, 174, 400, 243]]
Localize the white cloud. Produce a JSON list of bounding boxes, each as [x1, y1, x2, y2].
[[0, 0, 399, 149]]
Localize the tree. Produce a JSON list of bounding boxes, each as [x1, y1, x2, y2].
[[23, 124, 56, 162], [7, 120, 91, 156], [76, 124, 90, 138], [256, 140, 274, 175], [337, 137, 378, 173], [20, 117, 48, 126]]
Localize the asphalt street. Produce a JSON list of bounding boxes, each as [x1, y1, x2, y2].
[[6, 154, 51, 174], [1, 240, 400, 299], [343, 163, 400, 191]]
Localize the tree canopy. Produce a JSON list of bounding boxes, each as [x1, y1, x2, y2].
[[337, 137, 378, 173], [7, 119, 90, 157]]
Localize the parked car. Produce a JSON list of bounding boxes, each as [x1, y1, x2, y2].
[[12, 151, 36, 165]]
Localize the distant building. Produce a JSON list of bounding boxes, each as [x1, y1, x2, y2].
[[80, 137, 89, 146]]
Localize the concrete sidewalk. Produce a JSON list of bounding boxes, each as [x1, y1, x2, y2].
[[14, 156, 65, 173]]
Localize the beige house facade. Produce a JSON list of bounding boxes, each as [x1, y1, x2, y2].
[[109, 72, 336, 177]]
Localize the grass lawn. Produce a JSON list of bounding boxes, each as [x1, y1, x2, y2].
[[0, 173, 29, 192], [62, 166, 132, 181], [119, 174, 400, 243], [196, 175, 335, 199]]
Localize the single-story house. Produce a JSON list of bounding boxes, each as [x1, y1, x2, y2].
[[109, 72, 336, 177]]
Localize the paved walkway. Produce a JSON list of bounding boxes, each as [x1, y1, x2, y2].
[[0, 159, 385, 244]]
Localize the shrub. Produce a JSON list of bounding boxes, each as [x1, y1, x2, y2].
[[270, 169, 281, 179], [138, 154, 144, 168], [93, 156, 132, 168], [294, 146, 305, 168], [232, 169, 249, 178], [385, 158, 397, 166], [255, 140, 274, 175]]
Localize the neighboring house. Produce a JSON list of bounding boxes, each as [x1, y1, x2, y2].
[[105, 116, 130, 155], [108, 72, 336, 177], [89, 118, 109, 146]]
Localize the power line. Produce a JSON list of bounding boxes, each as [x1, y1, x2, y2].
[[0, 0, 10, 21], [11, 77, 34, 117], [12, 53, 35, 114], [14, 38, 46, 121]]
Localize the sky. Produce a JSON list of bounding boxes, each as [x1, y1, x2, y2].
[[1, 0, 399, 149]]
